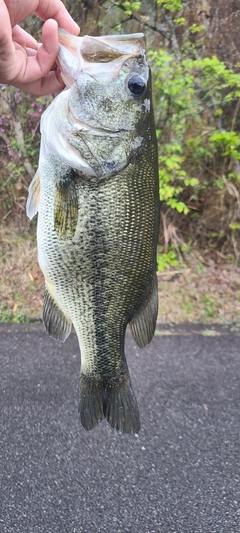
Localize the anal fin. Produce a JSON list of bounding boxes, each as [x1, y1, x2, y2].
[[42, 287, 72, 342], [130, 273, 158, 348]]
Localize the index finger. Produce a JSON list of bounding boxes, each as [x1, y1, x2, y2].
[[35, 0, 79, 34]]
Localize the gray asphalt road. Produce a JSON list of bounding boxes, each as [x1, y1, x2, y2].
[[0, 323, 239, 533]]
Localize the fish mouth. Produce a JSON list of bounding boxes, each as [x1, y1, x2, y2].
[[58, 30, 145, 57], [57, 29, 146, 88]]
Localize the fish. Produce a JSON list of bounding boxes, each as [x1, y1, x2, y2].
[[27, 30, 160, 433]]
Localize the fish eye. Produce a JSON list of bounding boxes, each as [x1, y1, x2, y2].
[[128, 75, 146, 96]]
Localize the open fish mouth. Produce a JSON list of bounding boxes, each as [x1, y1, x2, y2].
[[57, 29, 146, 87]]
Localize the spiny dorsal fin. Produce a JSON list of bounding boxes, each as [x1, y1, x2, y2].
[[26, 170, 40, 219], [42, 286, 72, 342], [130, 273, 158, 348]]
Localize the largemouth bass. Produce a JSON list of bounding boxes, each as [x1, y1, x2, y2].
[[27, 30, 159, 433]]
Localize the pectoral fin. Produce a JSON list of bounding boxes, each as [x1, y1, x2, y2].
[[26, 170, 40, 219], [54, 174, 78, 240], [42, 287, 72, 342], [130, 273, 158, 348]]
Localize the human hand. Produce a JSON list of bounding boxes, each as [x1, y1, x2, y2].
[[0, 0, 80, 95]]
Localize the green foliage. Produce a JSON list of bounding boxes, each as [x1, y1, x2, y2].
[[156, 0, 183, 11], [0, 312, 31, 323], [150, 44, 240, 256], [118, 1, 141, 16], [175, 17, 185, 26], [0, 88, 52, 214], [159, 142, 191, 214], [189, 24, 205, 34], [200, 294, 217, 318], [157, 248, 178, 271], [209, 131, 240, 159], [229, 222, 240, 230]]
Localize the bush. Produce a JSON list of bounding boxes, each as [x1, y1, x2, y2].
[[0, 86, 52, 218], [150, 45, 240, 260]]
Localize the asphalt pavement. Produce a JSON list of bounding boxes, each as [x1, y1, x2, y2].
[[0, 323, 240, 533]]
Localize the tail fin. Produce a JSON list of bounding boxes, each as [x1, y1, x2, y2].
[[79, 374, 140, 434], [103, 377, 140, 434], [79, 375, 104, 430]]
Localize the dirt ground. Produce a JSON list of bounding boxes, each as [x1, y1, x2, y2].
[[157, 264, 240, 325], [1, 222, 240, 325]]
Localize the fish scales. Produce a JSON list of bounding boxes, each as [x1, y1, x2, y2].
[[27, 31, 159, 433]]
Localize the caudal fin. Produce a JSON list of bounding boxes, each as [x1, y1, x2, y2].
[[103, 378, 140, 433], [79, 374, 140, 434], [79, 375, 104, 430]]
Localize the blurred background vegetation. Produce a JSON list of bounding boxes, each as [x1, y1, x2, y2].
[[1, 0, 240, 323]]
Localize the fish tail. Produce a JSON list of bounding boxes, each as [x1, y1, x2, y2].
[[103, 375, 140, 434], [79, 374, 104, 430], [79, 373, 140, 434]]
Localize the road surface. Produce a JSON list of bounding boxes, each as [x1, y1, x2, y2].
[[0, 323, 239, 532]]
